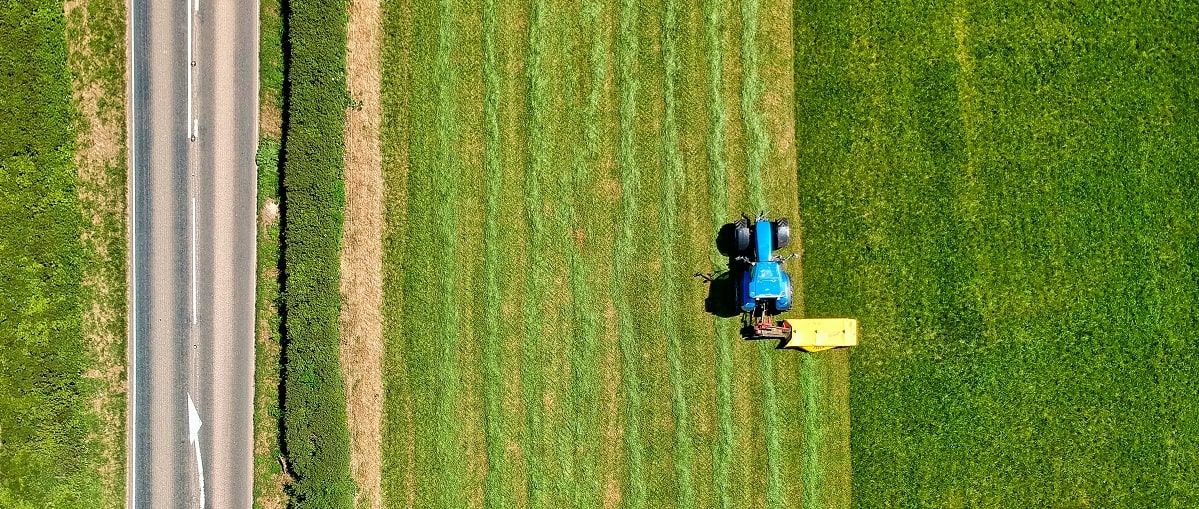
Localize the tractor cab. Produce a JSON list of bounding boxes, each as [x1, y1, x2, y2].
[[733, 215, 793, 314]]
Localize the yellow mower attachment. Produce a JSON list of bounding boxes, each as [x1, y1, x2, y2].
[[780, 318, 858, 352]]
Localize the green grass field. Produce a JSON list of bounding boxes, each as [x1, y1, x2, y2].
[[379, 0, 846, 507], [796, 0, 1199, 506]]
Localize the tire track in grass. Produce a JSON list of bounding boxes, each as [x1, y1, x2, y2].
[[739, 0, 784, 504], [702, 0, 735, 505], [614, 0, 646, 505], [521, 0, 552, 504], [659, 0, 696, 506]]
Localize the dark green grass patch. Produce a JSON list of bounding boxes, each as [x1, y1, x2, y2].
[[796, 0, 1199, 506]]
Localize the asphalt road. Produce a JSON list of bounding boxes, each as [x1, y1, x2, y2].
[[128, 0, 257, 506]]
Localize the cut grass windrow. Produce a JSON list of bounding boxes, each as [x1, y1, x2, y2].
[[431, 0, 465, 505], [703, 0, 735, 505], [556, 1, 606, 506], [561, 2, 609, 506], [614, 0, 646, 505], [659, 0, 696, 506], [479, 1, 511, 506], [800, 354, 824, 509], [738, 0, 784, 505], [739, 0, 766, 214], [521, 0, 551, 504]]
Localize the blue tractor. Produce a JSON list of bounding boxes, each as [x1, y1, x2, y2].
[[731, 213, 793, 318]]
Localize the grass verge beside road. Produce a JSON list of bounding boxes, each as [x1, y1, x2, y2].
[[65, 0, 129, 505], [253, 0, 288, 506]]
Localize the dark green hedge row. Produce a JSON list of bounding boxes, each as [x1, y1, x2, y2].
[[280, 0, 355, 506], [0, 1, 104, 505]]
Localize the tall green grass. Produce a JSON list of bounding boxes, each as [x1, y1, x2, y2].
[[279, 0, 355, 505], [0, 1, 104, 505], [797, 0, 1199, 506], [253, 0, 286, 506]]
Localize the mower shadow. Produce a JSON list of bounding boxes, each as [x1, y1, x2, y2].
[[699, 222, 749, 319]]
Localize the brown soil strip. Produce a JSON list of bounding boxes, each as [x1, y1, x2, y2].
[[341, 0, 385, 506], [65, 0, 127, 506]]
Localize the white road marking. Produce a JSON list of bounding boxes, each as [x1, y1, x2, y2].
[[129, 0, 138, 505], [187, 395, 206, 509], [191, 197, 197, 324]]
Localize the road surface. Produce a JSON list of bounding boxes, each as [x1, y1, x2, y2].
[[127, 0, 257, 506]]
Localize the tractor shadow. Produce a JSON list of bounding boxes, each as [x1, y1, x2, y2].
[[698, 222, 751, 319]]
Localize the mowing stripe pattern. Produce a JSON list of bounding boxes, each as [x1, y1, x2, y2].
[[377, 1, 838, 507]]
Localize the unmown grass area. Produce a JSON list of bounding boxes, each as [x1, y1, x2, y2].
[[380, 0, 824, 507], [279, 0, 356, 505], [0, 1, 107, 505], [795, 1, 1199, 506]]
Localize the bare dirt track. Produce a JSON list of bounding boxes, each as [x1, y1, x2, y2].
[[340, 0, 385, 506]]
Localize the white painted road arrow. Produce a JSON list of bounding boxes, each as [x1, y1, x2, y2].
[[188, 394, 206, 509]]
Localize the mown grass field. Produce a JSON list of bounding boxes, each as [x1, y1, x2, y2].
[[379, 0, 848, 507], [796, 0, 1199, 506]]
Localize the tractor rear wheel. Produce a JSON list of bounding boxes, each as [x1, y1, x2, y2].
[[733, 219, 751, 254], [773, 218, 790, 249]]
